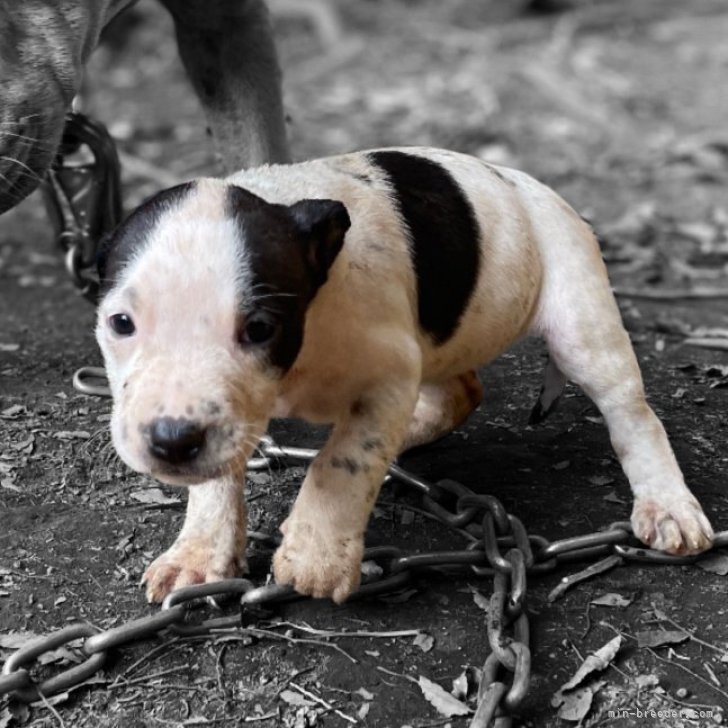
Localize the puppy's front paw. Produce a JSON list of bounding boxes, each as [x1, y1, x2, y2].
[[142, 537, 247, 603], [272, 519, 363, 603], [632, 496, 713, 556]]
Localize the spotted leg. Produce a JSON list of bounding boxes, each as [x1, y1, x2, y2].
[[273, 377, 420, 603]]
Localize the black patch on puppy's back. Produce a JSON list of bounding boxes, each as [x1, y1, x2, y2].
[[368, 151, 481, 344], [97, 182, 195, 296]]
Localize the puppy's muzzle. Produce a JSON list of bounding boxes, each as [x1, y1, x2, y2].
[[146, 417, 207, 465]]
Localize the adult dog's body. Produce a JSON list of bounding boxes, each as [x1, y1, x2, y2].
[[0, 0, 288, 215], [96, 148, 714, 603]]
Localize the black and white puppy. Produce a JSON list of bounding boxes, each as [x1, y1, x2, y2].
[[96, 148, 714, 603]]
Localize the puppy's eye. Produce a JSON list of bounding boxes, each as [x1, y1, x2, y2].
[[239, 317, 277, 346], [108, 313, 136, 337]]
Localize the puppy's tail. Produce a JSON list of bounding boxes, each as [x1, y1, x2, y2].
[[529, 357, 567, 425]]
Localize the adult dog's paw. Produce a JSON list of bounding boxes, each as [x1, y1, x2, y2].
[[142, 536, 246, 603], [272, 519, 363, 603], [632, 496, 713, 556]]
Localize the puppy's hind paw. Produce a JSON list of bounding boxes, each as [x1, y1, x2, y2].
[[632, 496, 713, 556]]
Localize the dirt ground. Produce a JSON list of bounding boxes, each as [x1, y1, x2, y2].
[[2, 0, 728, 725]]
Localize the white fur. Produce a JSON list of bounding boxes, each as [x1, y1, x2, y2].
[[97, 149, 714, 603]]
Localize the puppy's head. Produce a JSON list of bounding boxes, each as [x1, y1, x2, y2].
[[95, 178, 350, 485]]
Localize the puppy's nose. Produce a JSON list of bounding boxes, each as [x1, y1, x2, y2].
[[148, 417, 206, 464]]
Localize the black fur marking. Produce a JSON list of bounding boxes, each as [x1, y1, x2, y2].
[[330, 456, 368, 475], [350, 399, 368, 417], [97, 182, 195, 296], [368, 151, 481, 344], [362, 437, 384, 452], [226, 186, 350, 373], [205, 401, 221, 415], [528, 388, 561, 425]]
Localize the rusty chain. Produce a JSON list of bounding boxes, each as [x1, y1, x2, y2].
[[2, 436, 727, 726]]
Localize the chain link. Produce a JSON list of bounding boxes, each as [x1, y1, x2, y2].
[[43, 112, 123, 303], [2, 435, 726, 726]]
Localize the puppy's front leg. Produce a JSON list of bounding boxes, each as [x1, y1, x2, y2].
[[273, 380, 419, 603], [143, 475, 247, 603]]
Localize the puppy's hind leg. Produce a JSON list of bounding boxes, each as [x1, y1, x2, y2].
[[529, 357, 567, 425], [401, 370, 483, 452], [538, 250, 713, 555]]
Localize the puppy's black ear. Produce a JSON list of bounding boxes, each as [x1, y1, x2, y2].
[[288, 199, 351, 285]]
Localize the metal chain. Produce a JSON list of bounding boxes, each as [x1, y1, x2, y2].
[[27, 112, 725, 722], [43, 112, 123, 304], [2, 436, 727, 725]]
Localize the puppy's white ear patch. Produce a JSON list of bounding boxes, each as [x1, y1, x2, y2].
[[289, 199, 351, 284]]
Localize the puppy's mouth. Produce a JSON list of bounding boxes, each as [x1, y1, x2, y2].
[[149, 457, 245, 486]]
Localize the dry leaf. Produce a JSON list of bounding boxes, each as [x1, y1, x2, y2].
[[279, 690, 314, 707], [588, 475, 615, 486], [53, 430, 91, 440], [130, 488, 181, 506], [590, 593, 632, 608], [603, 491, 628, 505], [413, 633, 434, 652], [561, 636, 622, 691], [418, 676, 471, 717], [452, 671, 469, 701], [697, 552, 728, 576], [0, 405, 26, 419], [635, 674, 660, 689], [0, 631, 40, 650], [636, 630, 688, 649], [555, 682, 604, 722]]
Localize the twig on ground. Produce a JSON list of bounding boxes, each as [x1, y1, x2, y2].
[[242, 626, 358, 663], [35, 691, 67, 728], [684, 338, 728, 351], [116, 638, 182, 681], [704, 662, 722, 687], [215, 642, 228, 698], [375, 666, 418, 684], [581, 602, 592, 639], [548, 555, 623, 602], [614, 287, 728, 300], [646, 647, 728, 703], [108, 666, 189, 690], [244, 713, 279, 723], [651, 608, 728, 659], [267, 620, 422, 639], [288, 682, 357, 724]]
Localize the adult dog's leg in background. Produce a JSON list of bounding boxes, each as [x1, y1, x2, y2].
[[160, 0, 291, 169]]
